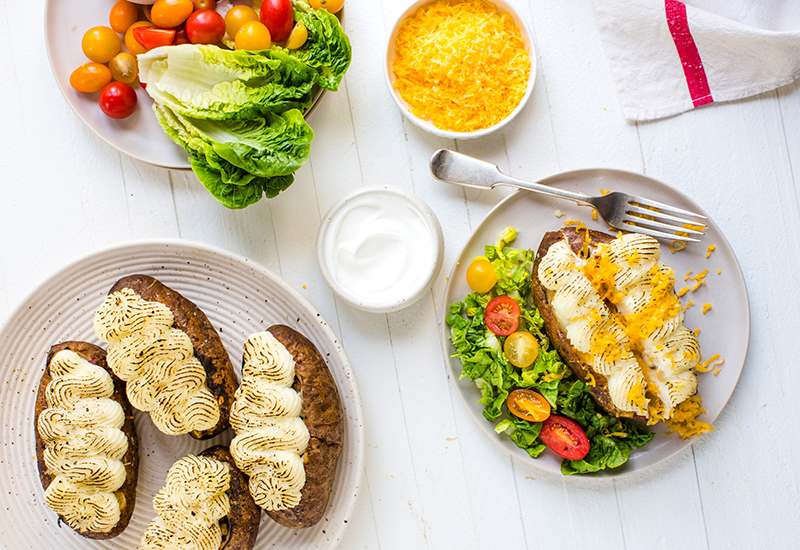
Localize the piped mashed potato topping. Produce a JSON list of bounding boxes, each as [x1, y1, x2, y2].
[[538, 233, 704, 427], [392, 0, 531, 133], [230, 331, 309, 511], [140, 454, 230, 550], [94, 288, 220, 436], [37, 350, 128, 533]]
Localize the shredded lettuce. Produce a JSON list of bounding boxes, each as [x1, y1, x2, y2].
[[446, 228, 654, 474]]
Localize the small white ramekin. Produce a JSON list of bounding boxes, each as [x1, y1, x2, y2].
[[385, 0, 537, 140], [316, 186, 444, 313]]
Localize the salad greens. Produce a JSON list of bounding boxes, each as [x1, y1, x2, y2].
[[137, 1, 352, 209], [446, 228, 654, 475]]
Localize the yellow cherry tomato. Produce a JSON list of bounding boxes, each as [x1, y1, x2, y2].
[[150, 0, 194, 28], [225, 5, 259, 38], [109, 0, 139, 34], [82, 26, 121, 64], [465, 258, 497, 293], [235, 20, 272, 50], [507, 389, 550, 422], [125, 21, 152, 56], [70, 63, 113, 93], [285, 22, 307, 50], [310, 0, 344, 13], [503, 331, 540, 368], [108, 52, 138, 84]]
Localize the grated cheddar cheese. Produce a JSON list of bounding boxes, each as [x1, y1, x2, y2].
[[392, 0, 531, 132]]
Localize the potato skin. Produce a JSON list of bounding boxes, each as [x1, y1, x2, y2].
[[108, 274, 238, 439], [263, 325, 344, 529], [531, 228, 637, 418], [198, 445, 260, 550], [33, 341, 139, 539]]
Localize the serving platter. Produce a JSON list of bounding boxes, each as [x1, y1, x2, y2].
[[44, 0, 333, 170], [0, 240, 364, 548], [442, 168, 750, 476]]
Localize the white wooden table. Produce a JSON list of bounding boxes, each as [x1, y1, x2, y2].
[[2, 1, 799, 548]]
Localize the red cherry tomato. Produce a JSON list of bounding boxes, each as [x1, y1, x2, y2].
[[98, 82, 138, 119], [186, 9, 226, 44], [539, 415, 590, 460], [133, 26, 177, 50], [260, 0, 294, 42], [484, 296, 520, 336]]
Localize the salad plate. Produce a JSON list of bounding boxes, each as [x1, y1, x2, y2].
[[44, 0, 332, 170], [0, 239, 364, 548], [442, 168, 750, 476]]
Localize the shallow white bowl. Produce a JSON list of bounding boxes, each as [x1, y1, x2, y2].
[[385, 0, 537, 140], [317, 186, 444, 313]]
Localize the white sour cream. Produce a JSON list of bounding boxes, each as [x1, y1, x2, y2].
[[320, 188, 441, 311]]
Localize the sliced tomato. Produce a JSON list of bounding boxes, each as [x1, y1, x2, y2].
[[539, 415, 590, 460], [133, 26, 177, 50], [507, 389, 550, 422], [484, 296, 520, 336]]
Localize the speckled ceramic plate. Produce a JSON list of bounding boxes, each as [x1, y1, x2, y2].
[[0, 240, 363, 548], [44, 0, 336, 170], [441, 169, 749, 476]]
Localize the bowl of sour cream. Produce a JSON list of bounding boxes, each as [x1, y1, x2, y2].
[[317, 186, 444, 313]]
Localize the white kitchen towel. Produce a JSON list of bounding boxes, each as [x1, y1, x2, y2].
[[593, 0, 800, 121]]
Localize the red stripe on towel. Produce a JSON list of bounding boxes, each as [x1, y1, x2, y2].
[[665, 0, 713, 107]]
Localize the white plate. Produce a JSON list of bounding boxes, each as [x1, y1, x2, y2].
[[0, 240, 364, 548], [44, 0, 331, 170], [441, 169, 750, 476]]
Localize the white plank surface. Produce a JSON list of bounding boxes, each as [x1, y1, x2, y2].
[[2, 0, 800, 548]]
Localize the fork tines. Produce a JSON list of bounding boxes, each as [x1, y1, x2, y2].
[[623, 197, 708, 243]]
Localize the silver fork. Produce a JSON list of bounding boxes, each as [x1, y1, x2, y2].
[[430, 149, 707, 243]]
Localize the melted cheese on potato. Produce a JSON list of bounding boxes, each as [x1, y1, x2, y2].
[[37, 350, 128, 533], [93, 288, 220, 436], [140, 454, 230, 550], [230, 331, 309, 511]]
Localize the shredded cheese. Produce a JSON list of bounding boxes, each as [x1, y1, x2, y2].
[[392, 0, 531, 132], [702, 303, 712, 314], [669, 241, 686, 254], [706, 244, 716, 258]]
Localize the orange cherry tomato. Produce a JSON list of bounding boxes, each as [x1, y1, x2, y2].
[[150, 0, 194, 29], [507, 389, 551, 422], [484, 296, 520, 336], [193, 0, 216, 9], [503, 331, 539, 368], [310, 0, 344, 13], [125, 21, 153, 55], [69, 63, 113, 93], [235, 21, 272, 50], [108, 52, 138, 84], [466, 258, 497, 293], [82, 26, 121, 64], [225, 5, 259, 38], [539, 415, 590, 460], [109, 0, 139, 34]]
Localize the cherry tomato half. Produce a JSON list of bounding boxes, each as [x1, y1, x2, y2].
[[70, 63, 112, 93], [125, 21, 153, 55], [150, 0, 194, 28], [99, 82, 137, 119], [507, 389, 551, 422], [225, 5, 259, 38], [235, 21, 272, 50], [186, 9, 226, 44], [484, 296, 520, 336], [285, 22, 308, 50], [133, 26, 177, 50], [539, 415, 590, 460], [503, 331, 539, 368], [109, 0, 139, 34], [82, 26, 121, 64], [466, 258, 497, 293], [260, 0, 294, 42], [310, 0, 344, 13]]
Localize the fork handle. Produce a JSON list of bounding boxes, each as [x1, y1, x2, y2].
[[430, 149, 593, 207]]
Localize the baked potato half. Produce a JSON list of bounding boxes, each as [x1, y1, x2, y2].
[[34, 341, 139, 539], [230, 325, 344, 529], [94, 274, 238, 439]]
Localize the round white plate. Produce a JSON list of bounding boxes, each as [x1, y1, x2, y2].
[[441, 169, 750, 476], [44, 0, 332, 170], [0, 240, 364, 548]]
